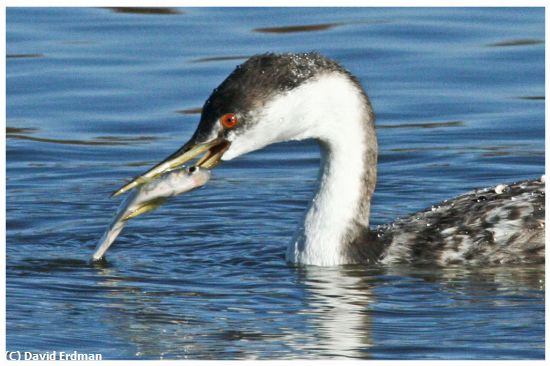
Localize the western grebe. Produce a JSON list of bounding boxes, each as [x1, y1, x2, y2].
[[108, 52, 545, 266]]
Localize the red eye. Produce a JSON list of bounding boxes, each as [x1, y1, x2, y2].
[[220, 113, 238, 129]]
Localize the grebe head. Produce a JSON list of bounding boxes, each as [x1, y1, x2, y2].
[[194, 52, 373, 160], [113, 52, 375, 197]]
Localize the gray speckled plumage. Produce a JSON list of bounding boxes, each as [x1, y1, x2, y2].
[[363, 179, 545, 265]]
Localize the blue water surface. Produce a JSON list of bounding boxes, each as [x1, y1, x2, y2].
[[6, 7, 544, 359]]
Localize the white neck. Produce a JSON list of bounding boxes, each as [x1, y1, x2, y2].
[[287, 136, 368, 265], [222, 72, 376, 266], [282, 74, 374, 266]]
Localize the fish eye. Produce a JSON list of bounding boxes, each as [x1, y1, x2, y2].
[[220, 113, 238, 129], [188, 166, 197, 173]]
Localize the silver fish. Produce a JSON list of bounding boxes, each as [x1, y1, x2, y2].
[[92, 166, 211, 261]]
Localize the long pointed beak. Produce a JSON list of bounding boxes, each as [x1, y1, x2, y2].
[[112, 136, 230, 197]]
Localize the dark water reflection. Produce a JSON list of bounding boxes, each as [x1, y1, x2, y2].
[[6, 7, 544, 360], [517, 96, 545, 101], [106, 7, 183, 15], [175, 107, 202, 115], [487, 39, 544, 47], [6, 53, 44, 59], [254, 22, 342, 33], [7, 127, 159, 146], [377, 120, 464, 129], [189, 55, 250, 63]]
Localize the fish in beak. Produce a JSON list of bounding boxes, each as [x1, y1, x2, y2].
[[93, 166, 212, 261], [112, 136, 230, 197]]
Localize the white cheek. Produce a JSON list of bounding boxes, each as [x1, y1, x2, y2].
[[222, 127, 271, 160], [221, 73, 364, 161], [221, 97, 313, 160], [221, 144, 240, 161]]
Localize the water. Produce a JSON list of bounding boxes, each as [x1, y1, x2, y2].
[[6, 7, 544, 360]]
